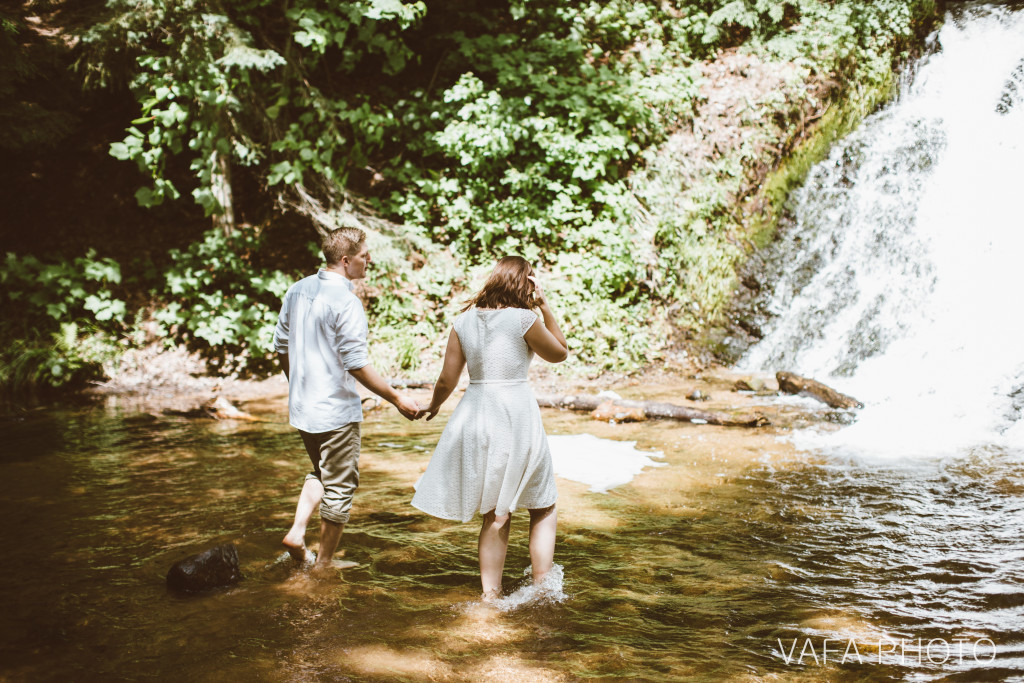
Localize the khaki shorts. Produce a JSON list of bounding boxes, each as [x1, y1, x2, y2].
[[299, 423, 361, 525]]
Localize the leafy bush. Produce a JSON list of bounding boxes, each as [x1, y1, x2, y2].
[[152, 227, 296, 375], [0, 251, 127, 395]]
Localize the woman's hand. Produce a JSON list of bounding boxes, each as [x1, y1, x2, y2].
[[527, 275, 546, 305], [418, 403, 441, 421]]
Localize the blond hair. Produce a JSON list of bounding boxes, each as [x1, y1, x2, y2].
[[322, 227, 366, 264]]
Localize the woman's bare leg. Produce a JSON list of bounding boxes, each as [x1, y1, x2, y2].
[[478, 510, 511, 599], [528, 505, 557, 583]]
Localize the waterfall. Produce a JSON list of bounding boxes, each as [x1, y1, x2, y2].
[[740, 5, 1024, 458]]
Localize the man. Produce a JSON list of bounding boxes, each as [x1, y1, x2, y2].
[[274, 226, 419, 572]]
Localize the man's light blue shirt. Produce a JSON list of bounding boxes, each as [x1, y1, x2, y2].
[[273, 269, 369, 432]]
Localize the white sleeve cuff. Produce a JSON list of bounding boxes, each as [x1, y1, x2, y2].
[[343, 352, 369, 371]]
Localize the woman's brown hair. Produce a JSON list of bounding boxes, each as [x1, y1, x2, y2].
[[462, 256, 536, 311]]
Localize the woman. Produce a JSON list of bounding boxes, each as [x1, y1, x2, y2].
[[411, 256, 569, 600]]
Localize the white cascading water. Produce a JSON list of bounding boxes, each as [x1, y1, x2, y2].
[[741, 5, 1024, 459]]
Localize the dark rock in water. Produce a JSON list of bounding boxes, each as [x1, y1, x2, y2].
[[996, 58, 1024, 115], [824, 410, 857, 426], [736, 318, 763, 340], [166, 543, 241, 593], [686, 389, 711, 402]]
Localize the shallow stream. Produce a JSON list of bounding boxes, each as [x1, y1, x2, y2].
[[2, 390, 1022, 681]]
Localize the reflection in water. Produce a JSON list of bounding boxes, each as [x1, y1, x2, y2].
[[548, 433, 665, 492], [1, 402, 1022, 681]]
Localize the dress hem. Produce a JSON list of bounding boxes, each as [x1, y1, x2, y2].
[[411, 494, 558, 524]]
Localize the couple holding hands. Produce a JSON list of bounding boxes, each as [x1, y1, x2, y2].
[[273, 227, 568, 599]]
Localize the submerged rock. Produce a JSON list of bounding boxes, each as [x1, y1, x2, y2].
[[733, 377, 767, 392], [166, 543, 241, 594]]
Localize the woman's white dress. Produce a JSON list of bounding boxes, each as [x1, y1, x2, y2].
[[411, 307, 558, 522]]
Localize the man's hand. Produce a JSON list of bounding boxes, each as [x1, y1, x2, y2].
[[349, 365, 421, 420], [394, 393, 421, 421]]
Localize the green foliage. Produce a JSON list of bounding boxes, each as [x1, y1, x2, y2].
[[0, 251, 126, 394], [87, 1, 287, 210], [152, 227, 296, 375], [394, 4, 698, 257], [83, 0, 427, 213], [58, 0, 939, 379], [632, 0, 940, 331], [755, 0, 938, 84]]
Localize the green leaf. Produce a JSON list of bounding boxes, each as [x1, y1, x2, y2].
[[109, 142, 131, 160], [135, 186, 159, 207]]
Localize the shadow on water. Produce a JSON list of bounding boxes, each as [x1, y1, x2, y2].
[[1, 399, 1022, 681]]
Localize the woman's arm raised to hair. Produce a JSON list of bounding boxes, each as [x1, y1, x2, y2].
[[524, 295, 569, 363], [422, 328, 467, 420]]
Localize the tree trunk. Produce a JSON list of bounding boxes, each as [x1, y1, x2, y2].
[[211, 151, 235, 236]]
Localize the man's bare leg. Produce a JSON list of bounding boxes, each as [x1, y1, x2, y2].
[[282, 478, 324, 561], [312, 518, 346, 569]]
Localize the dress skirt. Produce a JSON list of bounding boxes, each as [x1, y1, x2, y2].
[[411, 381, 558, 522]]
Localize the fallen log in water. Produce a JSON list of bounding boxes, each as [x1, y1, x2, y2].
[[387, 379, 435, 389], [536, 394, 769, 427], [164, 396, 264, 421], [776, 372, 863, 409]]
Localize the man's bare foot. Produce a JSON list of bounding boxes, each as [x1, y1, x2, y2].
[[281, 531, 307, 562]]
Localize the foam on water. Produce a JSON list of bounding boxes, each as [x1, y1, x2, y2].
[[547, 433, 666, 492], [490, 564, 568, 611], [741, 6, 1024, 459], [454, 564, 568, 614]]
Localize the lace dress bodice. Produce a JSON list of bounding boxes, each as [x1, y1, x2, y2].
[[454, 308, 538, 382]]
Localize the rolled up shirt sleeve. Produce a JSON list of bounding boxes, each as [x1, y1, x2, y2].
[[335, 299, 369, 371], [273, 290, 292, 354]]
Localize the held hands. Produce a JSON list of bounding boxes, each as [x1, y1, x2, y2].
[[393, 393, 441, 421], [393, 393, 421, 421], [415, 403, 441, 421]]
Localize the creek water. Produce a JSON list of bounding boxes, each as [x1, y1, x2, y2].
[[4, 4, 1024, 682], [4, 395, 1021, 681]]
